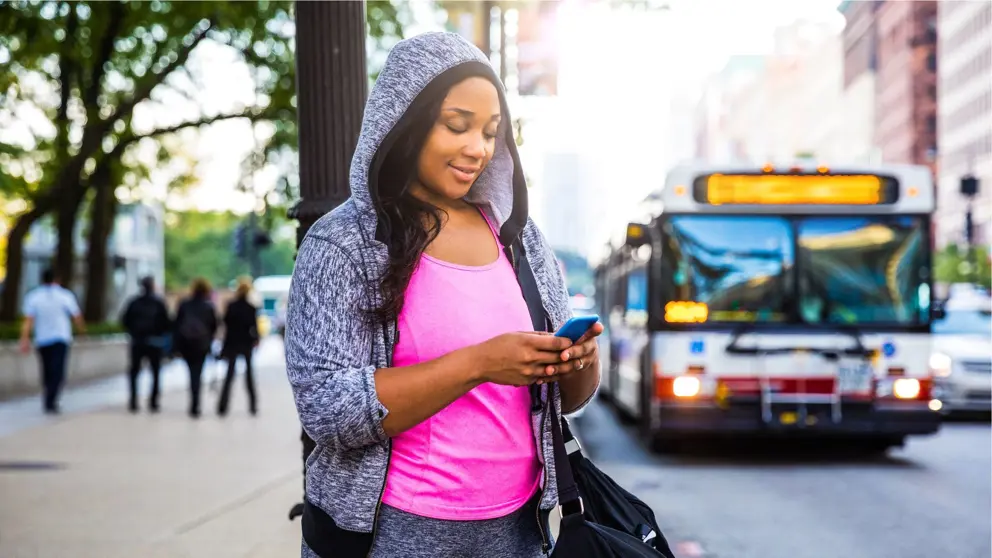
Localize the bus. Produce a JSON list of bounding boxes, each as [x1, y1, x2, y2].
[[595, 162, 942, 452]]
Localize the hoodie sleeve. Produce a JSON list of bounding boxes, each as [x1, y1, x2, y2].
[[285, 235, 390, 452]]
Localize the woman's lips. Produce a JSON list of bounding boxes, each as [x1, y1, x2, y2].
[[449, 164, 480, 182]]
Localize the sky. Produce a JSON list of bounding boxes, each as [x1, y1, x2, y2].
[[141, 0, 847, 214]]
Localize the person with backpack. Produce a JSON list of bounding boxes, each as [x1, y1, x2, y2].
[[217, 277, 260, 417], [120, 276, 171, 413], [173, 277, 218, 419]]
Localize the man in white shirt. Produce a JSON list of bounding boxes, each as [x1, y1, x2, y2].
[[19, 269, 85, 413]]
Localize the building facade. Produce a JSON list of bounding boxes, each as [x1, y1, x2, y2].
[[874, 0, 938, 170], [936, 0, 992, 248], [17, 202, 165, 319]]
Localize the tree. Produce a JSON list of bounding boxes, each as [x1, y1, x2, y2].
[[163, 209, 296, 292], [0, 0, 405, 321], [935, 244, 991, 290]]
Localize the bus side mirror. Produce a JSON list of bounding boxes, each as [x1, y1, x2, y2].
[[625, 222, 649, 248]]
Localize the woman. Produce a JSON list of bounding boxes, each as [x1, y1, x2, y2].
[[173, 277, 218, 419], [218, 277, 259, 416], [286, 32, 602, 558]]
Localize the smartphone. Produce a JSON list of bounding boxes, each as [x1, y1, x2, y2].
[[554, 315, 600, 343]]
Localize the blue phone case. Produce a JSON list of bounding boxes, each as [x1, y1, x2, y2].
[[554, 315, 600, 343]]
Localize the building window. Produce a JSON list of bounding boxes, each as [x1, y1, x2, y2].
[[926, 52, 937, 72], [927, 115, 937, 133]]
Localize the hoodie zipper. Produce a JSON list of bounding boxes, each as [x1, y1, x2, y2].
[[367, 321, 396, 558], [535, 387, 551, 554]]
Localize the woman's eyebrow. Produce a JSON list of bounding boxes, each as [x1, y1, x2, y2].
[[442, 107, 501, 120]]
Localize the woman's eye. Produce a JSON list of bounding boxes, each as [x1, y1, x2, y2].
[[484, 130, 498, 140], [445, 124, 467, 134]]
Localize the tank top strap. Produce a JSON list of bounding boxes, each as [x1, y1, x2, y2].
[[477, 206, 503, 246]]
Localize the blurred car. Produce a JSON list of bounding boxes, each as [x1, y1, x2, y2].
[[930, 295, 992, 414]]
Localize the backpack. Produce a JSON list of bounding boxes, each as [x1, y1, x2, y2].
[[177, 304, 211, 352], [128, 297, 162, 338]]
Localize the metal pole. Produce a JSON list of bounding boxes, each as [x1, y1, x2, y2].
[[288, 0, 368, 520], [290, 0, 368, 242]]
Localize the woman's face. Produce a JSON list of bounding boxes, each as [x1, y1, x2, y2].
[[412, 77, 501, 202]]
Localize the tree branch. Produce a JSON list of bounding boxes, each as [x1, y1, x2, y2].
[[108, 17, 216, 125], [107, 107, 271, 161], [55, 1, 78, 159], [84, 1, 127, 108]]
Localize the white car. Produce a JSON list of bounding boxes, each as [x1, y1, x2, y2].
[[930, 296, 992, 414]]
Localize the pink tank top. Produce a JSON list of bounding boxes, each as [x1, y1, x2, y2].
[[381, 210, 542, 520]]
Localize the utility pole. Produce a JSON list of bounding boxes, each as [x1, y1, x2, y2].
[[287, 0, 368, 521]]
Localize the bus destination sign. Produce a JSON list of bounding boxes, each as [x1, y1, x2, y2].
[[696, 173, 899, 206]]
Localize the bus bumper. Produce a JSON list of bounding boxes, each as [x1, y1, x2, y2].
[[652, 401, 942, 437]]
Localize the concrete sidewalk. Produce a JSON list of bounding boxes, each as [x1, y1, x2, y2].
[[0, 341, 305, 558]]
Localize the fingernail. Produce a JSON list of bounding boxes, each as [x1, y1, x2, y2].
[[562, 352, 570, 360]]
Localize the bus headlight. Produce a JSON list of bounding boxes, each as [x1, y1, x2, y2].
[[929, 353, 952, 377], [673, 376, 701, 398], [893, 378, 921, 399]]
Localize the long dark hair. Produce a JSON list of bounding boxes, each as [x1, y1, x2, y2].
[[370, 64, 497, 324]]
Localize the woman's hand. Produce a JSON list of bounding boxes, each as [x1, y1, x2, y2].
[[543, 322, 604, 384], [471, 332, 574, 387]]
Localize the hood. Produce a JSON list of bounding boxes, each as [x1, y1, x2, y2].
[[349, 32, 528, 248]]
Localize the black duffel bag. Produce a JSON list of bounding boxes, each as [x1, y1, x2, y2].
[[548, 388, 675, 558]]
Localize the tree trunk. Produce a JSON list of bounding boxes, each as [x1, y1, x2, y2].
[[83, 179, 117, 322], [0, 207, 46, 321], [54, 186, 87, 289]]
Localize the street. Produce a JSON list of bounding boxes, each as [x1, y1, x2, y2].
[[574, 399, 992, 558]]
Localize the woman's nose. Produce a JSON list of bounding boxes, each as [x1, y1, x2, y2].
[[462, 133, 487, 159]]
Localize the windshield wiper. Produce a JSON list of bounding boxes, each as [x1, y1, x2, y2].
[[725, 323, 874, 360]]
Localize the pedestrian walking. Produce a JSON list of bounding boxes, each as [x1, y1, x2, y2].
[[285, 32, 602, 558], [120, 276, 171, 413], [19, 268, 85, 414], [217, 277, 259, 416], [173, 278, 217, 419]]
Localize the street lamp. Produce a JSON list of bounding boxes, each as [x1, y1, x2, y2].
[[288, 0, 368, 521]]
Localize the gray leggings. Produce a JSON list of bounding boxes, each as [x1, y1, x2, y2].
[[301, 496, 548, 558]]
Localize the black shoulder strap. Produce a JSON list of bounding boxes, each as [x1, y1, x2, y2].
[[512, 236, 583, 514]]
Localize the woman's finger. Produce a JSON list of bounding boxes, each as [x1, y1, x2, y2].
[[573, 322, 605, 345], [561, 339, 597, 362]]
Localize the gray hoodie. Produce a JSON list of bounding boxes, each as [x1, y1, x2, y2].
[[285, 31, 595, 557]]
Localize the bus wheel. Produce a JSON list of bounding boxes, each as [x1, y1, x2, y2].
[[649, 433, 682, 454], [862, 436, 905, 455]]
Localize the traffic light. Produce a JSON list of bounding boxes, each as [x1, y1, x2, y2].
[[961, 175, 979, 197], [232, 224, 247, 258], [253, 230, 272, 248]]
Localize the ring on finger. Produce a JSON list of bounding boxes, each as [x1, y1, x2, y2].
[[575, 358, 584, 370]]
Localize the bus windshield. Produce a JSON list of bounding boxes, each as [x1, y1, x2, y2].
[[659, 215, 929, 326]]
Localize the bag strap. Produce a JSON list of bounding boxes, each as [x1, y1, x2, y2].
[[512, 237, 584, 517], [548, 385, 584, 516]]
